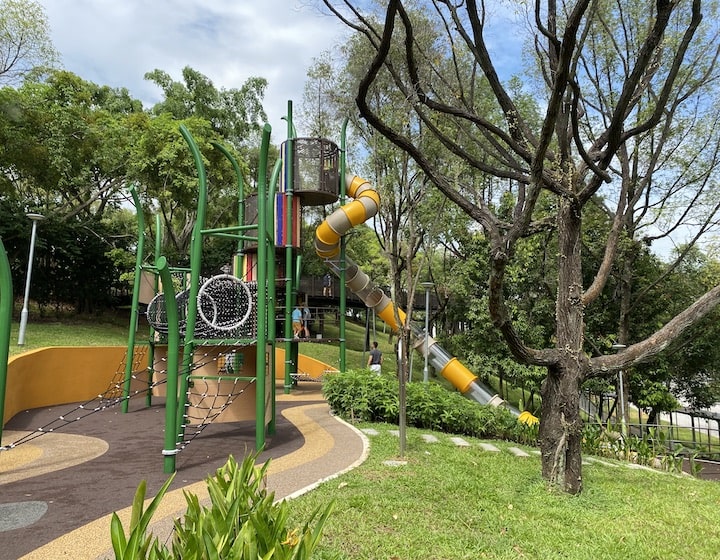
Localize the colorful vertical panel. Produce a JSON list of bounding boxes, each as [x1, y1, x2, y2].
[[241, 253, 257, 282], [274, 193, 301, 248]]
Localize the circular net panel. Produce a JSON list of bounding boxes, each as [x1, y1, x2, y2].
[[146, 292, 169, 334], [146, 276, 259, 339], [197, 274, 253, 334], [146, 288, 194, 335]]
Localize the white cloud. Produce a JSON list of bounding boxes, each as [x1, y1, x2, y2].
[[39, 0, 348, 137]]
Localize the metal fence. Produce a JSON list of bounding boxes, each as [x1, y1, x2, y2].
[[582, 391, 720, 459]]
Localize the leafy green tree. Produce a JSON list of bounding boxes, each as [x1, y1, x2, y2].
[[0, 70, 144, 311], [0, 69, 142, 217], [145, 66, 267, 147], [299, 51, 340, 139], [137, 67, 269, 266]]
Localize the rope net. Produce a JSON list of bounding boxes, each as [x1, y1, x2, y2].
[[1, 345, 262, 460], [146, 275, 259, 339], [177, 349, 256, 450]]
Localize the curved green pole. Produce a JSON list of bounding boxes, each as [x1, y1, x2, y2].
[[211, 141, 245, 274], [339, 117, 349, 372], [178, 124, 207, 442], [0, 238, 13, 440], [122, 186, 145, 413], [267, 158, 281, 435], [255, 123, 272, 450], [157, 256, 180, 473], [283, 101, 296, 393]]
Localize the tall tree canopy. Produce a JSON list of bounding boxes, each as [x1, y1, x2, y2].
[[323, 0, 720, 493], [0, 62, 270, 309], [140, 67, 269, 263], [145, 66, 267, 147]]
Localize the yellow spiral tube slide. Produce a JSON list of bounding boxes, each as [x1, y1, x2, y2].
[[315, 173, 520, 413]]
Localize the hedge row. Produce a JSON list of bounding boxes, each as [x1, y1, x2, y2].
[[322, 370, 538, 445]]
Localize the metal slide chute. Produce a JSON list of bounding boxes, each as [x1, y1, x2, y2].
[[314, 173, 514, 412]]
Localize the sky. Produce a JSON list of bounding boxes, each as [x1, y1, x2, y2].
[[37, 1, 526, 138], [39, 0, 350, 138]]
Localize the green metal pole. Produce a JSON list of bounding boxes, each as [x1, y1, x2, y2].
[[267, 157, 281, 435], [177, 124, 207, 443], [212, 140, 270, 446], [283, 101, 296, 393], [0, 239, 13, 441], [255, 123, 272, 451], [211, 141, 245, 275], [157, 256, 180, 473], [146, 213, 162, 407], [339, 118, 349, 372], [123, 187, 145, 413]]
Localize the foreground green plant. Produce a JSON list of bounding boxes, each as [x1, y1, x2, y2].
[[111, 455, 334, 560], [110, 475, 174, 560]]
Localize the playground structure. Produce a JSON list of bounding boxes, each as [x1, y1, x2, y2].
[[0, 102, 522, 474], [117, 105, 357, 472]]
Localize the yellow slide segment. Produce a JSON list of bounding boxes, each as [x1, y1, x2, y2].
[[315, 173, 532, 419]]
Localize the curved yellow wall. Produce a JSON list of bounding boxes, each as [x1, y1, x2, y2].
[[3, 346, 334, 427], [3, 346, 135, 426], [274, 348, 337, 380]]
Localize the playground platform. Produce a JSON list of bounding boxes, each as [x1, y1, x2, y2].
[[0, 381, 368, 560]]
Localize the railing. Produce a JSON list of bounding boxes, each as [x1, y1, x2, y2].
[[582, 391, 720, 459], [297, 276, 439, 310]]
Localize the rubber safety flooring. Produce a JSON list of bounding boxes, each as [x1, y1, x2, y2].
[[0, 382, 367, 560]]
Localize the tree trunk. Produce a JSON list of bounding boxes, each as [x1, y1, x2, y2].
[[539, 363, 584, 493], [539, 198, 587, 494]]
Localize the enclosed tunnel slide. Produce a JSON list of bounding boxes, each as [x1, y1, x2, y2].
[[315, 174, 531, 421]]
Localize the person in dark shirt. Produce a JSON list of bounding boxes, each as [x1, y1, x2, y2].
[[367, 341, 383, 373], [323, 273, 333, 296]]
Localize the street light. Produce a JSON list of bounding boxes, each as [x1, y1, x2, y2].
[[611, 343, 627, 437], [421, 281, 434, 383], [17, 213, 45, 346]]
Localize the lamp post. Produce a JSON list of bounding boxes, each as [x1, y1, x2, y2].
[[421, 281, 434, 383], [18, 213, 45, 346], [611, 343, 627, 437]]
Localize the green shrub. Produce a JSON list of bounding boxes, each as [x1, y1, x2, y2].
[[323, 370, 524, 442], [111, 455, 334, 560]]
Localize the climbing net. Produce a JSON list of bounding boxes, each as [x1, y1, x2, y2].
[[174, 347, 257, 451], [146, 275, 258, 339], [1, 345, 259, 459]]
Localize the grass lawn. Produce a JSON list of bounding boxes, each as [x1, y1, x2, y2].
[[289, 424, 720, 559], [6, 312, 148, 357]]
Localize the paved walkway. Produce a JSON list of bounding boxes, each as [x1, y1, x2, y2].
[[0, 382, 368, 560]]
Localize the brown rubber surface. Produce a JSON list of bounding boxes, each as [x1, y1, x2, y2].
[[0, 382, 367, 559]]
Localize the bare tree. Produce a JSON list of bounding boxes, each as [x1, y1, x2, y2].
[[0, 0, 58, 84], [323, 0, 720, 493]]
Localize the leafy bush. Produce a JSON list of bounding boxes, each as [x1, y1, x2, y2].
[[323, 370, 523, 442], [111, 455, 334, 559]]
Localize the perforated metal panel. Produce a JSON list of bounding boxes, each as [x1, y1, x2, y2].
[[284, 137, 340, 206]]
